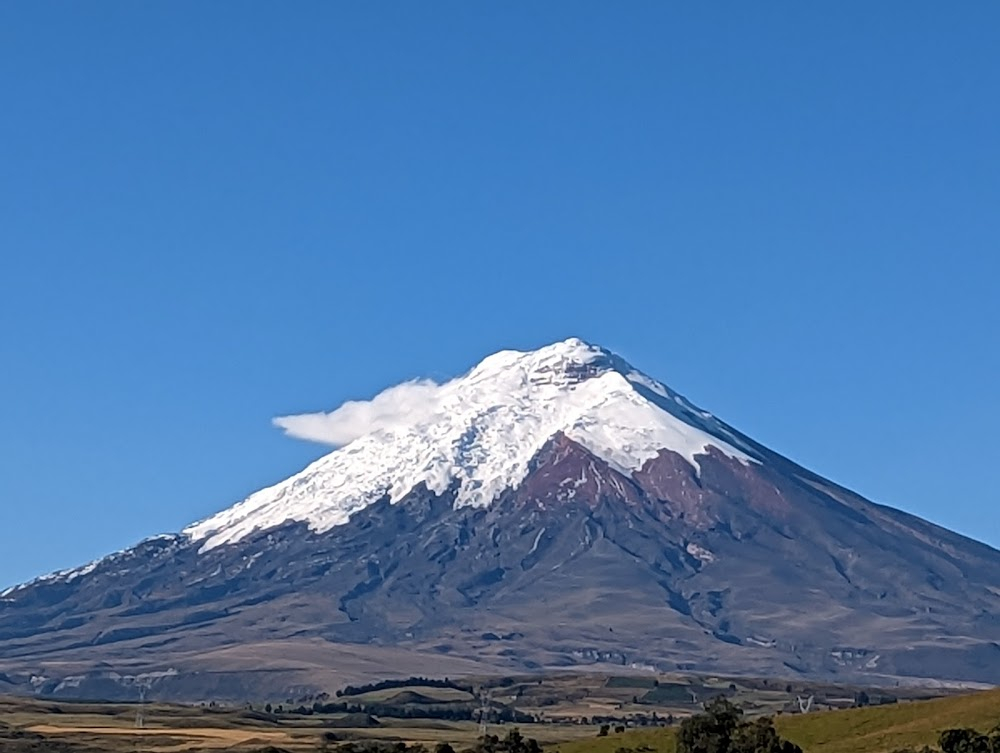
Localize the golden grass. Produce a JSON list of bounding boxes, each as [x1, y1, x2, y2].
[[29, 724, 290, 740], [26, 724, 299, 751], [554, 688, 1000, 753], [2, 695, 600, 752], [555, 728, 678, 753], [6, 686, 998, 753], [775, 687, 1000, 753]]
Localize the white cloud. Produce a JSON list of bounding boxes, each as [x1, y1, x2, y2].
[[272, 379, 444, 447]]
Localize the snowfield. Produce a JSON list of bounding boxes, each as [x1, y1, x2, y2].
[[184, 338, 757, 550]]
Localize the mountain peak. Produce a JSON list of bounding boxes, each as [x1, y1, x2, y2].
[[469, 338, 616, 383], [184, 341, 754, 550]]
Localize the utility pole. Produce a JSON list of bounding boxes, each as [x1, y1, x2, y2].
[[135, 682, 150, 728], [478, 688, 492, 737]]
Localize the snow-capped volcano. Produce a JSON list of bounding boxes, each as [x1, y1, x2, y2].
[[185, 338, 755, 549], [4, 337, 1000, 701]]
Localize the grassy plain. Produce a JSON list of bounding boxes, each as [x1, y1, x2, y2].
[[553, 687, 1000, 753], [0, 694, 598, 753], [775, 686, 1000, 753], [0, 678, 993, 753]]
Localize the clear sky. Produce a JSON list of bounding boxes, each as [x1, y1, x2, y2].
[[2, 3, 998, 590]]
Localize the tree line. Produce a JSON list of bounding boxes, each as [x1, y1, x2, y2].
[[337, 677, 471, 697], [318, 730, 542, 753], [278, 700, 534, 724]]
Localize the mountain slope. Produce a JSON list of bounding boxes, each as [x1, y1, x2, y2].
[[1, 339, 998, 700]]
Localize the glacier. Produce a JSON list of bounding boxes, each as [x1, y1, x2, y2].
[[184, 338, 757, 550]]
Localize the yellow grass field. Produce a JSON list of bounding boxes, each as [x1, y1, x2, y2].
[[775, 687, 1000, 753], [555, 687, 1000, 753], [2, 686, 998, 752]]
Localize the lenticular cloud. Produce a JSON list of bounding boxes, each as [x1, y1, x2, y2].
[[272, 379, 444, 447]]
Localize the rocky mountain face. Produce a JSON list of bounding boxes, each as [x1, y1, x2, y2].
[[1, 339, 998, 700]]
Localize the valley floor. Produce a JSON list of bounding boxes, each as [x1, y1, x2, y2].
[[1, 681, 997, 753]]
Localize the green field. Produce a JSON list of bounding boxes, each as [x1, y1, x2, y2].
[[555, 687, 1000, 753], [776, 687, 1000, 753]]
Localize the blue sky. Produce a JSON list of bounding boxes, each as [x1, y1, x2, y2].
[[2, 3, 998, 589]]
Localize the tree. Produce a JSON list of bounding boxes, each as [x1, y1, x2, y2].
[[467, 728, 541, 753], [939, 729, 991, 753], [677, 697, 801, 753], [599, 725, 610, 737], [435, 744, 455, 753], [990, 723, 1000, 752], [677, 697, 743, 753], [503, 728, 541, 753], [731, 718, 802, 753]]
